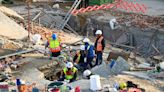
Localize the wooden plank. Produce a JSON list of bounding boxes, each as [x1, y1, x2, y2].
[[0, 49, 35, 59], [109, 42, 135, 49]]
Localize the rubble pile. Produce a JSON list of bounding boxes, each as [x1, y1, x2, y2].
[[0, 11, 27, 40], [110, 11, 164, 29], [0, 1, 163, 92], [0, 6, 24, 20], [32, 25, 82, 44], [0, 38, 23, 50]]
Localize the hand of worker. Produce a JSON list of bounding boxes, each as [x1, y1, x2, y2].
[[74, 63, 77, 66], [84, 58, 87, 63]]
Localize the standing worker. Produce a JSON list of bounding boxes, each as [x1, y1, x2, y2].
[[45, 33, 61, 59], [78, 0, 84, 9], [84, 0, 89, 8], [83, 38, 94, 69], [58, 62, 78, 83], [94, 30, 105, 66]]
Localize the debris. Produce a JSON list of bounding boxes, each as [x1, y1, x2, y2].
[[110, 56, 131, 74], [31, 34, 42, 45], [32, 25, 82, 44], [137, 63, 151, 68], [0, 11, 28, 40], [0, 49, 35, 59], [1, 38, 23, 50], [0, 6, 24, 20], [52, 4, 60, 9], [91, 62, 110, 77], [122, 71, 152, 80], [155, 72, 164, 78], [107, 51, 130, 61], [153, 55, 164, 61], [135, 57, 146, 64]]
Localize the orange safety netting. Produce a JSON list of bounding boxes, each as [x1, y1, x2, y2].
[[71, 0, 147, 15]]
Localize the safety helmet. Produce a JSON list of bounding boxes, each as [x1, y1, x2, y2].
[[66, 62, 73, 68], [160, 62, 164, 70], [95, 30, 102, 35], [80, 45, 85, 50], [119, 83, 127, 89], [83, 70, 91, 77], [21, 80, 25, 84], [83, 38, 90, 43], [52, 33, 57, 40]]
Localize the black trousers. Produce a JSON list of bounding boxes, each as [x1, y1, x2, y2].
[[51, 51, 61, 57], [84, 0, 89, 8]]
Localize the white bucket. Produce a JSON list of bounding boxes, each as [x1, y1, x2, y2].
[[90, 75, 102, 91]]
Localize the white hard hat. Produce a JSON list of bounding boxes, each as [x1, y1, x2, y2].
[[80, 45, 85, 50], [160, 62, 164, 70], [21, 80, 25, 84], [83, 38, 90, 43], [83, 70, 91, 77], [95, 30, 102, 35], [66, 62, 73, 68]]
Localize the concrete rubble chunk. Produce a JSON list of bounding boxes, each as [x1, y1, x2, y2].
[[0, 6, 24, 20], [0, 11, 28, 40], [91, 62, 111, 77], [137, 63, 151, 68], [107, 51, 130, 61], [92, 56, 131, 77], [110, 56, 131, 74], [135, 57, 146, 64], [153, 55, 164, 61]]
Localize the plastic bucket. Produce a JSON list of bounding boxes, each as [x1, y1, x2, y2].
[[90, 75, 102, 91]]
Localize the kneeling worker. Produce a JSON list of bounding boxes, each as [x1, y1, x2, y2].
[[45, 33, 61, 58], [58, 62, 78, 83], [73, 45, 87, 70]]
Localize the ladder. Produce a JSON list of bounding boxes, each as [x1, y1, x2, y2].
[[57, 0, 82, 30]]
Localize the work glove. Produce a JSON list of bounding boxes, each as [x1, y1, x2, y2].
[[74, 63, 77, 66], [84, 58, 87, 63]]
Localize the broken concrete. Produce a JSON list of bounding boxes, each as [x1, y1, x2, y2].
[[13, 58, 51, 89], [68, 10, 164, 57], [0, 11, 28, 40], [0, 6, 24, 20]]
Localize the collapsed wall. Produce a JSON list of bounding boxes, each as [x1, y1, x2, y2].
[[68, 11, 164, 57]]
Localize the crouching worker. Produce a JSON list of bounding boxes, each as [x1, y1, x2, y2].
[[58, 62, 78, 83], [73, 45, 87, 71], [45, 33, 61, 59]]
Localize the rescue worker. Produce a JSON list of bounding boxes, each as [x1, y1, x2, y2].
[[84, 0, 89, 8], [58, 62, 78, 83], [94, 30, 105, 66], [45, 33, 61, 59], [73, 45, 87, 71], [78, 0, 84, 9], [83, 38, 94, 69]]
